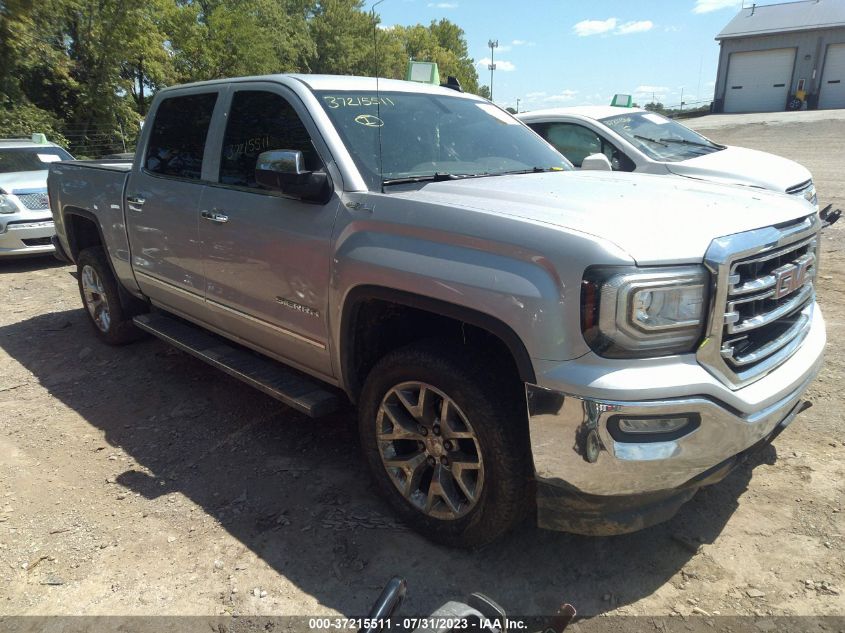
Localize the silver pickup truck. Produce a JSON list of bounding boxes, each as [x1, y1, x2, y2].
[[48, 75, 826, 547]]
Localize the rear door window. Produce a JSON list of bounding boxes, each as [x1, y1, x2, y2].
[[219, 90, 321, 190], [144, 93, 218, 180]]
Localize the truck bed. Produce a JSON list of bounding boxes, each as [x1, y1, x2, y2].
[[48, 159, 133, 278]]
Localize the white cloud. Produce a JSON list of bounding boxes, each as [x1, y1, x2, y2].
[[616, 20, 654, 34], [573, 17, 655, 37], [476, 57, 516, 72], [525, 91, 547, 99], [511, 39, 536, 47], [573, 17, 618, 37], [693, 0, 742, 13], [543, 90, 579, 103], [427, 2, 458, 8]]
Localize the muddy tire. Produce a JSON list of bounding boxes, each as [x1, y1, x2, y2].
[[358, 340, 532, 548], [76, 246, 144, 345]]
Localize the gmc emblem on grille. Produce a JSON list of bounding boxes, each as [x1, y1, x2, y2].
[[772, 259, 810, 299]]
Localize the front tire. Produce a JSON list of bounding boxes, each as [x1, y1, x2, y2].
[[358, 341, 532, 547], [77, 246, 143, 345]]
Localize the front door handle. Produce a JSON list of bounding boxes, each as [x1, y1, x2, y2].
[[126, 195, 146, 212], [201, 209, 229, 224]]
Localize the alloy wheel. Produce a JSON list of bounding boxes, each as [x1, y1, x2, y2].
[[376, 381, 484, 520], [81, 264, 111, 332]]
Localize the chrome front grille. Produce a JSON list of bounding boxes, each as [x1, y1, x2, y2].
[[698, 213, 821, 389], [16, 192, 49, 210], [721, 237, 816, 371]]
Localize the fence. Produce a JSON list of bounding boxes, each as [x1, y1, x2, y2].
[[60, 123, 138, 159]]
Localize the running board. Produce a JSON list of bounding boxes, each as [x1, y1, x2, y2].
[[133, 313, 342, 418]]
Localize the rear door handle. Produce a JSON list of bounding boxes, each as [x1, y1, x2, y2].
[[201, 209, 229, 224]]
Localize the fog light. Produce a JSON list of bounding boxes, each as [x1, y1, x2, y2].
[[609, 414, 700, 443], [618, 417, 689, 434]]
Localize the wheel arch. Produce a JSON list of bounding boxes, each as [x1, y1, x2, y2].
[[339, 285, 536, 402], [63, 207, 106, 262], [63, 207, 148, 314]]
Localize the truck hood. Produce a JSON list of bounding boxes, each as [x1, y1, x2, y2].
[[0, 170, 48, 194], [394, 171, 815, 265], [665, 146, 812, 193]]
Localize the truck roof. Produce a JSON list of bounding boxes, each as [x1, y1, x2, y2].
[[157, 73, 480, 99]]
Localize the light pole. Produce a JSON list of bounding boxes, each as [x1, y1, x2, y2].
[[488, 39, 498, 102], [516, 98, 520, 113]]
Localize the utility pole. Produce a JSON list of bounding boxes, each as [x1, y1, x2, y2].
[[488, 39, 498, 102]]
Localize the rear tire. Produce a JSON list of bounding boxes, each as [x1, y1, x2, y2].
[[358, 340, 532, 547], [76, 246, 144, 345]]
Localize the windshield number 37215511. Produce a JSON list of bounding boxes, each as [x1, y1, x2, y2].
[[322, 95, 395, 109]]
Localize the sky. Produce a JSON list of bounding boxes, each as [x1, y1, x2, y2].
[[375, 0, 785, 112]]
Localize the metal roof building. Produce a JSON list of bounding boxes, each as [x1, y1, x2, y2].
[[713, 0, 845, 112]]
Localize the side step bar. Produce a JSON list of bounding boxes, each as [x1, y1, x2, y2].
[[133, 313, 343, 418]]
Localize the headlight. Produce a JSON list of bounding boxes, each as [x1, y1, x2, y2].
[[0, 194, 18, 214], [804, 183, 818, 209], [581, 266, 709, 358]]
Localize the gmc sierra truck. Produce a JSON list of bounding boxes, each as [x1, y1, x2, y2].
[[48, 75, 827, 547]]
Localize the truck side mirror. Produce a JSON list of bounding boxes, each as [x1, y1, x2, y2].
[[580, 153, 613, 172], [255, 150, 331, 203]]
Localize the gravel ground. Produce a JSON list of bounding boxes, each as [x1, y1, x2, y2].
[[1, 111, 844, 623]]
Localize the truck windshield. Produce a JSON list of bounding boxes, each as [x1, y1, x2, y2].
[[599, 112, 724, 162], [315, 90, 570, 190], [0, 147, 73, 174]]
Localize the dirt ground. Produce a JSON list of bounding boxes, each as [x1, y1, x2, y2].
[[1, 111, 844, 623]]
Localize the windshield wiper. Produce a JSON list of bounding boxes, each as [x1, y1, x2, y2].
[[658, 137, 721, 150], [382, 172, 467, 186], [632, 134, 669, 147], [496, 166, 558, 176]]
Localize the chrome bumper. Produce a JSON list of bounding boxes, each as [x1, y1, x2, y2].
[[527, 303, 824, 534], [527, 371, 816, 498], [0, 218, 55, 257]]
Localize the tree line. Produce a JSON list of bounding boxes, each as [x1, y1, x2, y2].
[[0, 0, 482, 156]]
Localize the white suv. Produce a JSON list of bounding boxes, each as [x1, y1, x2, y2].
[[0, 135, 74, 257]]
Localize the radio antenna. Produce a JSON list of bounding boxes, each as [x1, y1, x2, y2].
[[372, 0, 385, 193]]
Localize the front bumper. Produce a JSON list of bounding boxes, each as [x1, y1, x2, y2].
[[527, 304, 825, 535], [0, 217, 55, 257]]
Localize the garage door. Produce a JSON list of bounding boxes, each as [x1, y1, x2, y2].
[[724, 48, 795, 113], [819, 43, 845, 110]]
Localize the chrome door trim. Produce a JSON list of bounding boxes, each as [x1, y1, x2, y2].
[[135, 270, 204, 302], [206, 298, 326, 350], [136, 270, 327, 350]]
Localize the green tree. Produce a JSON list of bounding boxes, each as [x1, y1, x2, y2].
[[166, 0, 315, 81], [477, 85, 491, 100], [1, 0, 482, 156]]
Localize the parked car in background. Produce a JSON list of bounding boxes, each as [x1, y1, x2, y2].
[[519, 106, 818, 204], [0, 134, 74, 257]]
